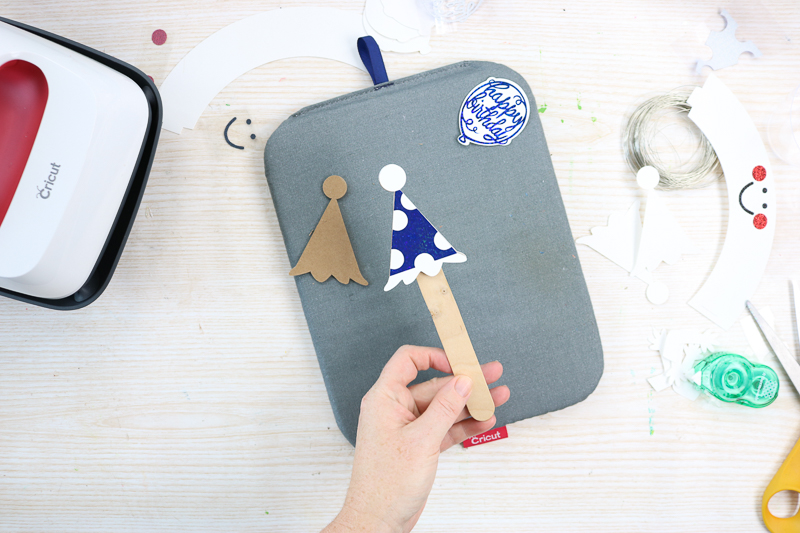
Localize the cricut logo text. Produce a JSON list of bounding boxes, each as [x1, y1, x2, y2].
[[36, 163, 61, 199], [462, 426, 508, 448]]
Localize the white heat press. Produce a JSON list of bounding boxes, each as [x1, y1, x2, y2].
[[0, 18, 161, 309]]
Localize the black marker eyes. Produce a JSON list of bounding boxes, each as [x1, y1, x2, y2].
[[763, 188, 767, 193], [763, 203, 768, 209]]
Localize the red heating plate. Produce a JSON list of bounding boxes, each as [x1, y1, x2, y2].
[[0, 60, 49, 228]]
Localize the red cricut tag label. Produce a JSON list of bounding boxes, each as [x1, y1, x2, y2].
[[462, 426, 508, 448]]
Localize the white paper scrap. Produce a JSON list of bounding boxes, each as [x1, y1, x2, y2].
[[647, 328, 719, 401]]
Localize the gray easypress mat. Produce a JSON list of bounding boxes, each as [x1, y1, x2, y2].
[[264, 61, 603, 445]]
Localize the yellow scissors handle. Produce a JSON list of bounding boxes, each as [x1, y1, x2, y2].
[[763, 436, 800, 532]]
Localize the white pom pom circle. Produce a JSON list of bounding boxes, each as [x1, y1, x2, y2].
[[379, 164, 407, 192]]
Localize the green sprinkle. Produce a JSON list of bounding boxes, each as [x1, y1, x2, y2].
[[560, 119, 564, 123], [538, 103, 547, 113], [591, 117, 597, 122], [265, 511, 269, 515]]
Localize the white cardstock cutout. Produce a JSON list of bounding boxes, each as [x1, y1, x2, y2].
[[382, 0, 426, 33], [364, 0, 420, 43], [632, 167, 696, 304], [576, 200, 642, 274], [577, 166, 695, 305], [362, 12, 432, 54], [159, 8, 367, 134], [576, 199, 664, 298], [687, 73, 776, 330], [695, 9, 762, 74], [363, 0, 432, 54]]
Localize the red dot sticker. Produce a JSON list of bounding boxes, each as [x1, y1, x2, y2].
[[152, 29, 167, 46], [753, 165, 766, 181], [754, 214, 767, 229]]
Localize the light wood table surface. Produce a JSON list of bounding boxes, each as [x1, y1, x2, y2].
[[2, 1, 800, 531]]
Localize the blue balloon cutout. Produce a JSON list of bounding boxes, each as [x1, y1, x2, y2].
[[458, 77, 530, 146]]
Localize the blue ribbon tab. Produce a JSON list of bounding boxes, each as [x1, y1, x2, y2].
[[357, 36, 389, 85]]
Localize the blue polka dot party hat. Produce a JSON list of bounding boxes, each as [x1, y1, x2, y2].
[[379, 164, 466, 291]]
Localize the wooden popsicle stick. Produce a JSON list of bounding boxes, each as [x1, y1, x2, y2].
[[416, 269, 495, 422]]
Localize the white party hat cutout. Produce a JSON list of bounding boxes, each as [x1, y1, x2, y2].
[[576, 166, 696, 304]]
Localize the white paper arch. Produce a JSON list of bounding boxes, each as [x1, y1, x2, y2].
[[687, 74, 776, 329], [159, 8, 367, 134]]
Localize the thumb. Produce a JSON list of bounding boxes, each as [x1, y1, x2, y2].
[[414, 375, 472, 444]]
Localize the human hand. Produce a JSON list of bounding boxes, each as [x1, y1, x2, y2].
[[323, 345, 510, 533]]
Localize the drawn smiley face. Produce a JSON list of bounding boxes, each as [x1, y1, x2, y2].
[[738, 165, 769, 229], [223, 117, 256, 150]]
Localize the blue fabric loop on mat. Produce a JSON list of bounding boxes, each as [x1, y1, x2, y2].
[[357, 36, 389, 85]]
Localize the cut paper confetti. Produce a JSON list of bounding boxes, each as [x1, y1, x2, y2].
[[696, 9, 761, 73], [576, 166, 695, 305], [647, 328, 720, 400], [290, 175, 368, 286], [458, 77, 530, 146], [159, 8, 367, 134], [687, 74, 776, 329], [379, 163, 492, 421]]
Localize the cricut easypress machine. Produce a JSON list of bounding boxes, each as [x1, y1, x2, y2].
[[0, 18, 161, 309]]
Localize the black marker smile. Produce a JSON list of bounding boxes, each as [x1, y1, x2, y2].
[[739, 181, 754, 215], [224, 117, 244, 150], [224, 117, 256, 150]]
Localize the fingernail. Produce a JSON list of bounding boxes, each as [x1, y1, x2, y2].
[[454, 376, 472, 397]]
